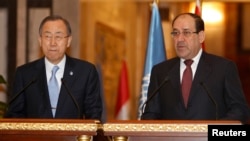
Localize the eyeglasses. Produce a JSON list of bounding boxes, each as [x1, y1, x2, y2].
[[170, 31, 198, 38], [42, 34, 69, 42]]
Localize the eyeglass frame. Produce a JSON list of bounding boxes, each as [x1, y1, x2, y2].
[[170, 30, 199, 38], [41, 33, 70, 42]]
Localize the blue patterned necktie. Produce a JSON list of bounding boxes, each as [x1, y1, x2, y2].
[[48, 66, 59, 117]]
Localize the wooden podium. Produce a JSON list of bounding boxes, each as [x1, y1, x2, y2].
[[0, 119, 243, 141], [103, 120, 242, 141], [0, 119, 100, 141]]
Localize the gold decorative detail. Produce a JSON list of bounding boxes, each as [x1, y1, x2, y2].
[[104, 123, 208, 132], [0, 122, 97, 131], [77, 135, 91, 141], [113, 136, 128, 141]]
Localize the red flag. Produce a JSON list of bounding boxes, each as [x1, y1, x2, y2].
[[194, 0, 205, 50], [115, 60, 130, 120], [195, 0, 201, 16]]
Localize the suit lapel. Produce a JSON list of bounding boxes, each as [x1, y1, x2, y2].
[[189, 52, 212, 102], [35, 58, 53, 117], [56, 56, 76, 115], [167, 58, 183, 104], [169, 59, 181, 90], [34, 58, 47, 87]]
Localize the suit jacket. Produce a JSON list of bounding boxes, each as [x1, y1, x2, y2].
[[142, 51, 249, 123], [5, 55, 102, 120]]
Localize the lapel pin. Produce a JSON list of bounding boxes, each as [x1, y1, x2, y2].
[[70, 71, 73, 76]]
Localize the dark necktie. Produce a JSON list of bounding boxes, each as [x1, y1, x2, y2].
[[182, 60, 193, 108], [48, 66, 59, 117]]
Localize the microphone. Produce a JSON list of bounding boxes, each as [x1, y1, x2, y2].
[[61, 78, 81, 119], [141, 76, 169, 118], [8, 78, 37, 105], [200, 82, 218, 120]]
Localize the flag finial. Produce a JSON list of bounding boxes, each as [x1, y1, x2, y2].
[[152, 0, 159, 6], [150, 0, 158, 9], [0, 75, 6, 84]]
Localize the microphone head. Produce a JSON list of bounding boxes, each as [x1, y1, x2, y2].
[[32, 77, 37, 83], [163, 76, 169, 82]]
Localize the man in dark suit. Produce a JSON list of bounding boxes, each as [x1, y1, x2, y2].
[[5, 15, 102, 121], [141, 13, 250, 123]]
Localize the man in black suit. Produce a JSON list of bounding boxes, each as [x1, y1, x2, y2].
[[141, 13, 249, 123], [5, 15, 102, 121]]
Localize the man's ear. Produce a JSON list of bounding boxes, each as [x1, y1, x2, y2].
[[67, 36, 72, 48], [38, 36, 42, 47], [198, 31, 205, 43]]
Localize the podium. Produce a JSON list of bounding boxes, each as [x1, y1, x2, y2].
[[103, 120, 242, 141], [0, 119, 243, 141], [0, 119, 100, 141]]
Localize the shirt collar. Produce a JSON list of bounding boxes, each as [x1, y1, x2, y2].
[[181, 48, 202, 66], [45, 55, 66, 73]]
